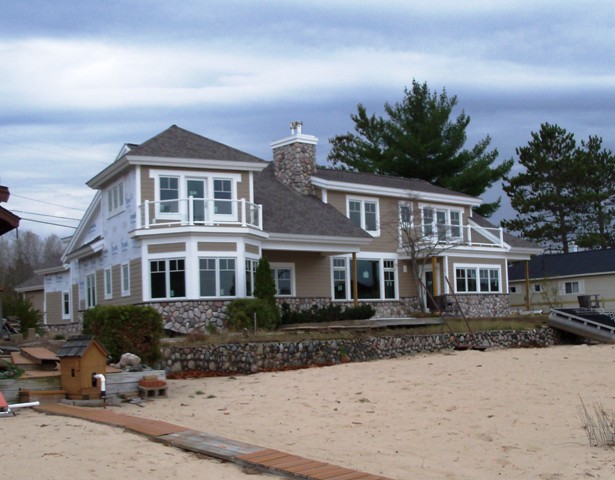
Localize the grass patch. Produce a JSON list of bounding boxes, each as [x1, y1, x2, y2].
[[165, 315, 548, 346]]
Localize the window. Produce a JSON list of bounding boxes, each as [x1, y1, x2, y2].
[[86, 273, 96, 308], [150, 259, 185, 299], [271, 265, 293, 296], [333, 258, 347, 300], [331, 257, 397, 301], [214, 179, 233, 215], [455, 265, 501, 293], [159, 176, 179, 213], [510, 286, 517, 293], [107, 182, 124, 216], [245, 259, 257, 297], [62, 291, 70, 320], [348, 198, 379, 234], [199, 258, 236, 297], [384, 260, 396, 299], [104, 268, 112, 299], [564, 281, 580, 294], [534, 284, 542, 292], [121, 263, 130, 296], [421, 206, 463, 241]]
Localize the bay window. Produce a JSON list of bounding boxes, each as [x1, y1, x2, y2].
[[199, 258, 236, 297]]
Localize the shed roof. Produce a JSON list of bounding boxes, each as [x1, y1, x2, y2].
[[56, 335, 108, 358]]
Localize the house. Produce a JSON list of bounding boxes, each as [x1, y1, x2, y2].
[[508, 249, 615, 311], [0, 185, 20, 237], [39, 123, 539, 333]]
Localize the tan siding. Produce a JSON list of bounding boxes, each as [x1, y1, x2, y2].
[[148, 242, 186, 254], [72, 284, 79, 317], [237, 172, 250, 201], [246, 243, 260, 255], [24, 290, 44, 315], [46, 291, 63, 324], [326, 190, 346, 215], [197, 242, 237, 252], [397, 260, 418, 297], [96, 270, 103, 306], [128, 259, 142, 303], [364, 196, 399, 252], [263, 251, 331, 297], [141, 166, 155, 204]]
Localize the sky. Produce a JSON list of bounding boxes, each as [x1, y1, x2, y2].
[[1, 0, 615, 239]]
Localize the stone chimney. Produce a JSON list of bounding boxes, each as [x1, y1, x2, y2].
[[271, 121, 318, 196]]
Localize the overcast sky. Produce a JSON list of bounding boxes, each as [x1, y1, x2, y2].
[[2, 1, 614, 238]]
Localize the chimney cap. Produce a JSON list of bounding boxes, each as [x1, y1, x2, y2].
[[271, 122, 318, 149]]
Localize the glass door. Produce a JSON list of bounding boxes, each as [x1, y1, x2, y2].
[[187, 179, 206, 223]]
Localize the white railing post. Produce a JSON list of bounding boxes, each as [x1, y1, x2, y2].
[[467, 224, 472, 245], [499, 227, 504, 247], [258, 204, 263, 229], [144, 200, 150, 229], [188, 196, 194, 226], [241, 199, 246, 227]]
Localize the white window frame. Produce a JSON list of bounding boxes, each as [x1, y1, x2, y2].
[[454, 263, 502, 294], [271, 263, 295, 297], [330, 255, 398, 301], [151, 169, 241, 222], [245, 258, 258, 297], [62, 291, 71, 320], [104, 268, 112, 300], [149, 258, 186, 300], [86, 273, 97, 309], [121, 262, 130, 297], [562, 280, 583, 295], [198, 257, 237, 298], [346, 196, 380, 236], [107, 181, 125, 217], [420, 204, 464, 242]]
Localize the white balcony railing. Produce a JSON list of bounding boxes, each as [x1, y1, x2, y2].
[[137, 197, 263, 230], [400, 223, 505, 249]]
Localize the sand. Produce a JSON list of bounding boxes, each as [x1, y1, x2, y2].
[[3, 343, 615, 479]]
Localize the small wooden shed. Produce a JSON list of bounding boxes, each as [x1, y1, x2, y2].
[[56, 335, 108, 399]]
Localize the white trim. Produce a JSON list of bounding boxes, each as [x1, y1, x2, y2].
[[311, 177, 482, 207], [121, 262, 130, 297], [270, 133, 318, 149], [453, 263, 503, 294], [270, 262, 296, 297], [104, 268, 113, 300], [62, 191, 102, 263], [61, 290, 71, 321], [346, 195, 380, 237], [330, 253, 399, 302]]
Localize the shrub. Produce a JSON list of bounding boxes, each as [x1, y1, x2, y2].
[[253, 257, 276, 306], [83, 305, 164, 365], [227, 298, 280, 331], [1, 294, 42, 338], [0, 359, 23, 380], [280, 302, 376, 325]]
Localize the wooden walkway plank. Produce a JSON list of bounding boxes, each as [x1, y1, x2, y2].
[[35, 403, 395, 480]]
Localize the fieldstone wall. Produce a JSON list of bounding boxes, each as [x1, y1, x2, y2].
[[279, 297, 421, 318], [43, 322, 82, 338], [162, 327, 565, 374], [272, 141, 317, 196], [439, 294, 510, 317], [144, 300, 232, 333]]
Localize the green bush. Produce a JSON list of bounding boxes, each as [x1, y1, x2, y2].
[[253, 256, 276, 306], [0, 359, 23, 379], [226, 298, 280, 331], [83, 305, 164, 365], [1, 294, 43, 338], [280, 303, 376, 325]]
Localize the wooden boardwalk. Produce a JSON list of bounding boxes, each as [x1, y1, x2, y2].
[[36, 404, 392, 480]]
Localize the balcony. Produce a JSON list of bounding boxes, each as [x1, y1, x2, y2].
[[137, 197, 263, 230], [399, 222, 505, 249]]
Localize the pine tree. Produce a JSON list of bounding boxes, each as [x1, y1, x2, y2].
[[328, 80, 512, 217], [253, 256, 276, 306]]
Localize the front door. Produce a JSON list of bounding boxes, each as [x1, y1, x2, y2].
[[187, 179, 206, 223], [424, 270, 437, 311]]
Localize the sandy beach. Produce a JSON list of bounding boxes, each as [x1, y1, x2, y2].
[[4, 343, 615, 479]]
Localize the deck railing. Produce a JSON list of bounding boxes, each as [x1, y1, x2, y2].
[[137, 197, 263, 230], [400, 223, 505, 249]]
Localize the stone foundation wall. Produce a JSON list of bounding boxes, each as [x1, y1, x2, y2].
[[162, 327, 565, 374], [279, 297, 421, 318], [144, 300, 232, 333], [439, 294, 511, 317], [42, 322, 82, 338]]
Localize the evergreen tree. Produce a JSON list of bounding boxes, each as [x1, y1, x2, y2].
[[574, 136, 615, 249], [253, 256, 276, 306], [502, 123, 580, 253], [328, 80, 512, 217]]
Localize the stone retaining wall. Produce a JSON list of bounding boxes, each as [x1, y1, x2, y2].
[[162, 327, 565, 374], [439, 294, 510, 317]]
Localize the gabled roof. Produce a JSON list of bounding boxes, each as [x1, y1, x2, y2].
[[508, 249, 615, 281], [254, 164, 371, 239], [126, 125, 267, 164], [56, 335, 108, 358], [313, 168, 480, 205]]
